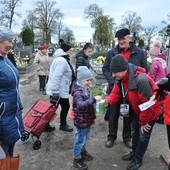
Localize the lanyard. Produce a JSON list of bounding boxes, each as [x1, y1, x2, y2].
[[121, 82, 128, 103]]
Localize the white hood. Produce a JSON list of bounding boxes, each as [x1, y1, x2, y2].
[[53, 48, 67, 58]]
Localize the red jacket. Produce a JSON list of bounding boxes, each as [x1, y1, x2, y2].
[[107, 64, 162, 125], [164, 96, 170, 125]]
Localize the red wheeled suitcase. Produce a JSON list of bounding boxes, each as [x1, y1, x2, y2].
[[21, 100, 57, 149]]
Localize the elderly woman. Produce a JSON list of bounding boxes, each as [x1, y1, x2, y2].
[[33, 45, 50, 95], [0, 26, 24, 156]]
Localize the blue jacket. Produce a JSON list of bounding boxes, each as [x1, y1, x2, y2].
[[71, 81, 96, 129], [102, 44, 148, 87], [0, 56, 24, 145]]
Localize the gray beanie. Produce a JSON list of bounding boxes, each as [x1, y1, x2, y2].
[[77, 66, 93, 84], [110, 54, 128, 73], [0, 26, 15, 42]]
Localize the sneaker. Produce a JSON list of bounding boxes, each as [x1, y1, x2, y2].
[[73, 158, 88, 170], [127, 158, 142, 170], [44, 124, 56, 132], [59, 124, 73, 132], [81, 150, 93, 161]]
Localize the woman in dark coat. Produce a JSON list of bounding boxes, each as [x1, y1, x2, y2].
[[75, 42, 93, 72]]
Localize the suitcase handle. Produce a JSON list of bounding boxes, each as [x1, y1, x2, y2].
[[32, 111, 43, 117]]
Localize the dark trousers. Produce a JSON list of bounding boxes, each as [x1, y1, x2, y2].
[[38, 75, 48, 90], [104, 107, 110, 119], [131, 115, 155, 162], [50, 97, 70, 127], [167, 125, 170, 149], [107, 102, 131, 142], [3, 142, 15, 157]]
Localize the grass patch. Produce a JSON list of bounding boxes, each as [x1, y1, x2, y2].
[[89, 85, 102, 96]]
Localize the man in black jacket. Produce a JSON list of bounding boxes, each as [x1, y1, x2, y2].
[[102, 28, 148, 148]]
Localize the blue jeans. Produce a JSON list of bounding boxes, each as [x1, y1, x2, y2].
[[131, 115, 155, 162], [73, 127, 90, 158]]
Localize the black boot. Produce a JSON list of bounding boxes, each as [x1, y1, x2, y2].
[[59, 124, 73, 132], [44, 123, 56, 132], [127, 158, 142, 170], [122, 152, 133, 161]]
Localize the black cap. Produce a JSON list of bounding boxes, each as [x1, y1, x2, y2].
[[115, 28, 130, 38], [110, 54, 128, 73], [59, 39, 64, 44], [61, 44, 72, 52]]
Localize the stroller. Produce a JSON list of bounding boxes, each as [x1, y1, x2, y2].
[[20, 100, 57, 150]]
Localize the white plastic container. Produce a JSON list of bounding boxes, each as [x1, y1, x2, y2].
[[96, 100, 106, 116]]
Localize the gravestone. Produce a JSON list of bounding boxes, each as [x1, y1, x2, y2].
[[17, 50, 32, 74], [90, 59, 107, 85]]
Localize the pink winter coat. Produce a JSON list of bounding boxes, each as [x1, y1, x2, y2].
[[149, 57, 168, 82]]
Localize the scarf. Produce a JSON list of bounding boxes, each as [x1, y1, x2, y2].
[[63, 55, 76, 94]]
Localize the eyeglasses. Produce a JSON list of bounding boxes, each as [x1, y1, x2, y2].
[[86, 79, 93, 82]]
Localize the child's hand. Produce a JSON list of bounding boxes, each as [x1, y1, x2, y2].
[[95, 95, 102, 101], [104, 100, 109, 107]]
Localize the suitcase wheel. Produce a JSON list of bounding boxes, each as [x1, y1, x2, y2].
[[20, 131, 30, 143], [33, 140, 41, 150]]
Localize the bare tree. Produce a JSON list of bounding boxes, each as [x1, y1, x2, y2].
[[61, 27, 75, 44], [54, 13, 64, 42], [0, 0, 22, 28], [84, 3, 103, 21], [31, 0, 63, 45], [23, 10, 38, 30], [142, 26, 157, 48], [120, 11, 142, 34], [160, 13, 170, 48], [84, 3, 104, 29]]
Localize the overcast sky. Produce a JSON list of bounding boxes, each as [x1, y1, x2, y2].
[[20, 0, 170, 43]]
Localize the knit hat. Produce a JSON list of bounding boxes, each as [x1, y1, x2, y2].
[[77, 66, 93, 84], [149, 41, 161, 56], [110, 54, 128, 73], [0, 26, 15, 42], [53, 48, 67, 58], [61, 44, 72, 52], [40, 45, 47, 50], [115, 28, 130, 38]]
